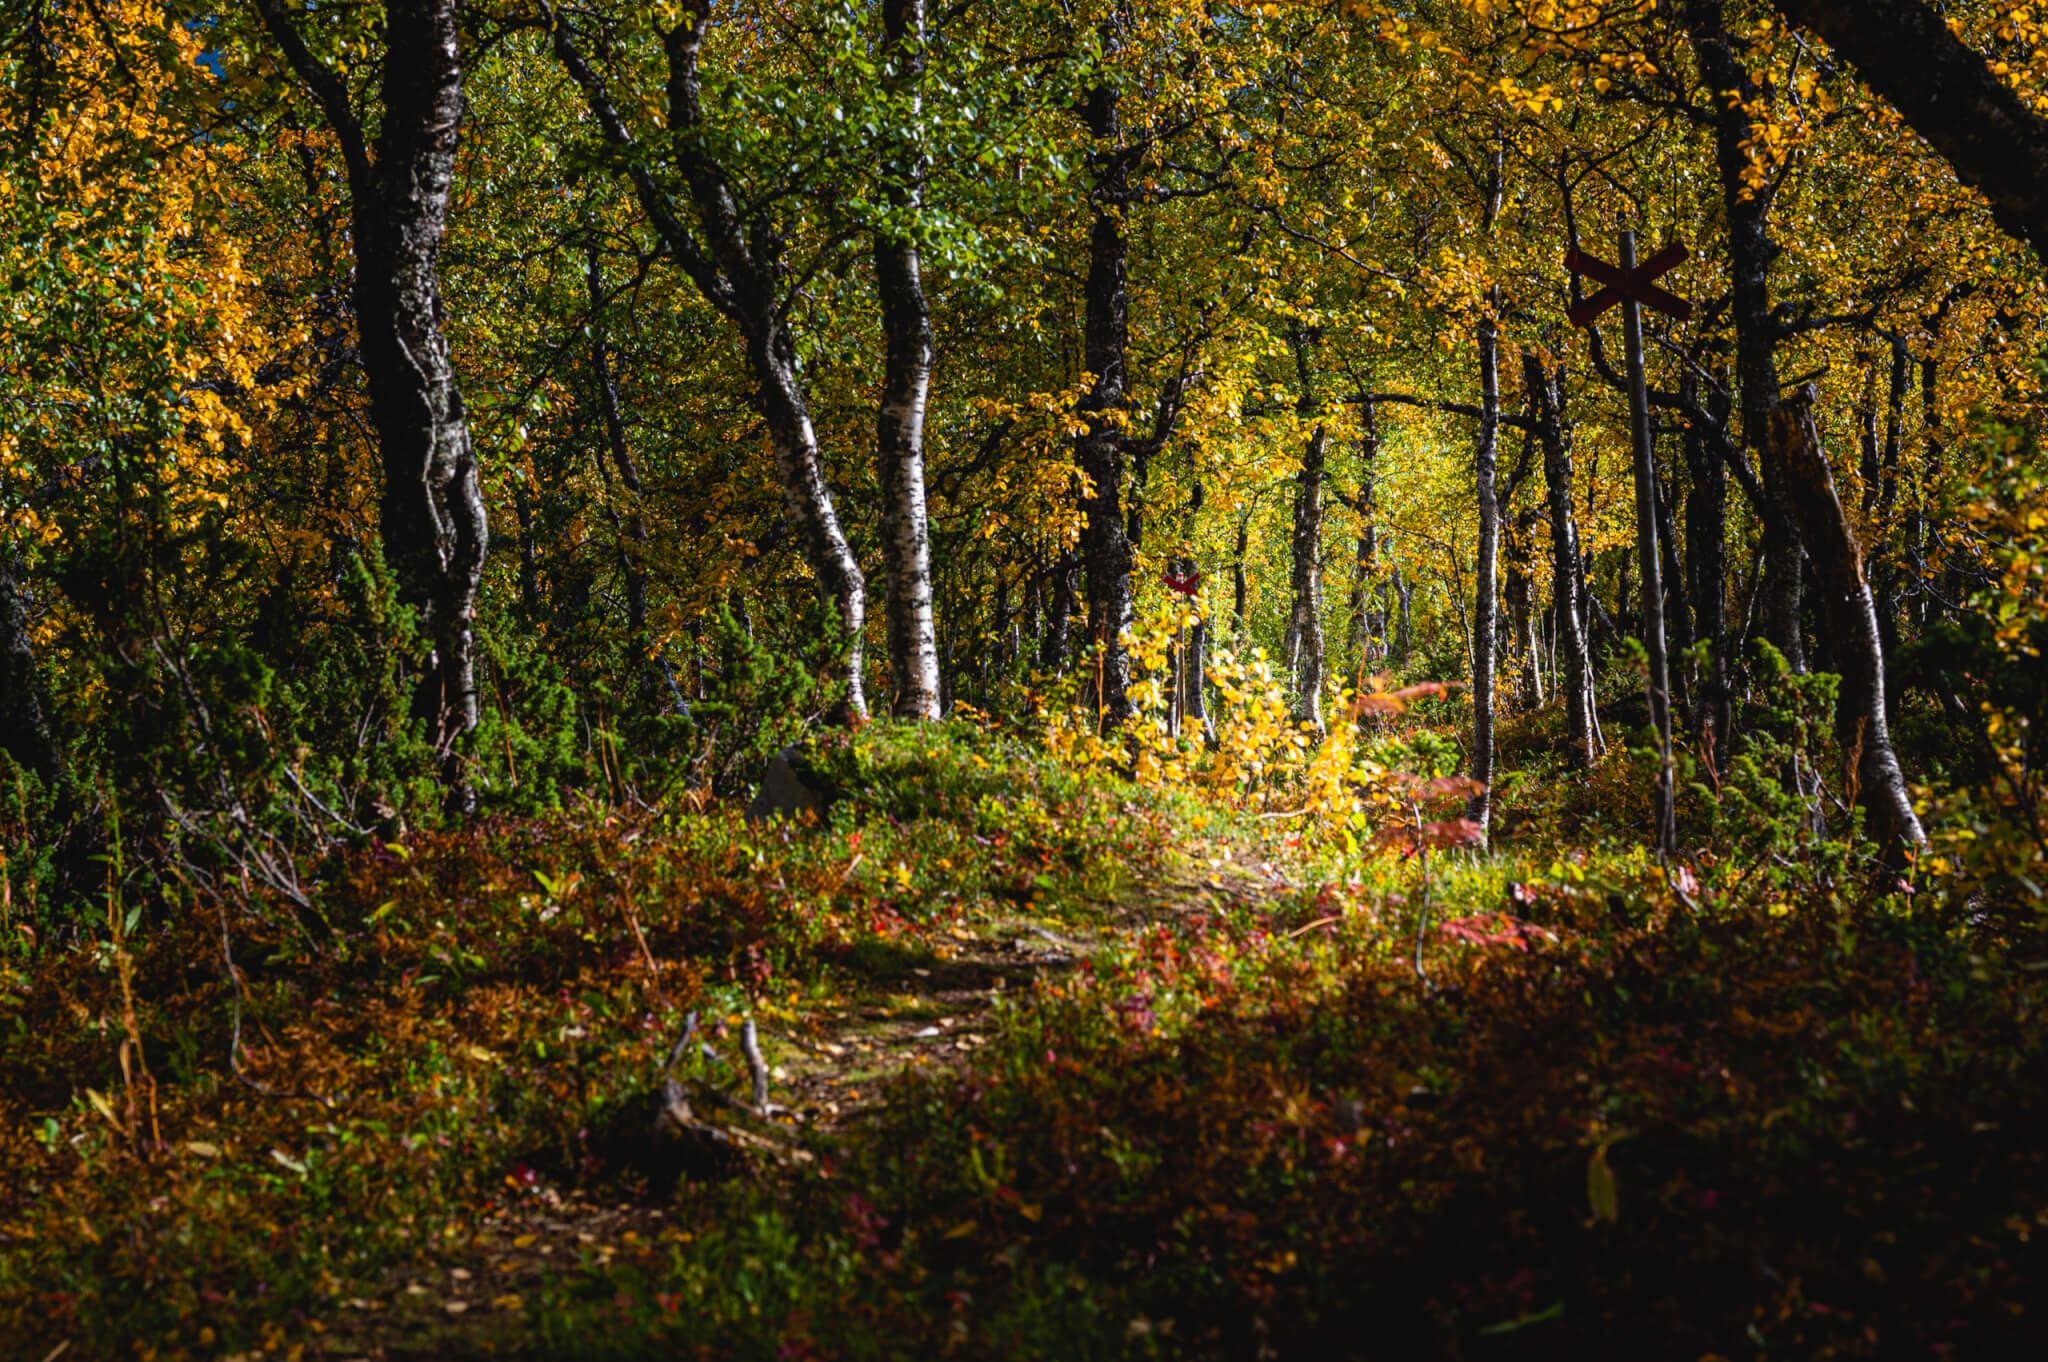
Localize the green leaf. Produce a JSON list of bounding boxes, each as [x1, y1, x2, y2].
[[1478, 1302, 1566, 1335]]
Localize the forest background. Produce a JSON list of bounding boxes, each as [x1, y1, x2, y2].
[[3, 0, 2048, 1357]]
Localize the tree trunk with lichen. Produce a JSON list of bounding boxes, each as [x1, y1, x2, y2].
[[257, 0, 489, 809]]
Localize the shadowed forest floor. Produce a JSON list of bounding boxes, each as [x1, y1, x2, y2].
[[305, 838, 1298, 1359], [4, 722, 2045, 1361]]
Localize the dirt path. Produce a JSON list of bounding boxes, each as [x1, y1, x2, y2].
[[302, 838, 1296, 1359]]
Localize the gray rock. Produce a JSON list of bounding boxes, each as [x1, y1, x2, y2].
[[746, 744, 837, 823]]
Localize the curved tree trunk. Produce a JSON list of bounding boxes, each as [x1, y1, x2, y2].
[[1767, 389, 1927, 866], [874, 0, 941, 720], [750, 326, 870, 720], [551, 6, 868, 720]]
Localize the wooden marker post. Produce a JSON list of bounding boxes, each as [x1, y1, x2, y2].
[[1567, 231, 1688, 857]]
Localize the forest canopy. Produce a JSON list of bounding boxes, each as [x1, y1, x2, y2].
[[0, 0, 2044, 855]]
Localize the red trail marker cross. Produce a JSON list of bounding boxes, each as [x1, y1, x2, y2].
[[1565, 240, 1693, 328]]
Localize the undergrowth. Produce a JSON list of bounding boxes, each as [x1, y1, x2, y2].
[[3, 716, 2045, 1361]]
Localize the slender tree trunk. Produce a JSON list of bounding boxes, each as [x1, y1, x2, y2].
[[585, 237, 659, 707], [874, 0, 941, 720], [1076, 78, 1138, 725], [1287, 331, 1328, 729], [1527, 351, 1596, 769], [1288, 426, 1329, 728], [1507, 510, 1543, 707], [1344, 400, 1381, 666], [1394, 566, 1413, 664], [1183, 612, 1210, 736], [258, 0, 489, 809], [1873, 333, 1909, 711], [1345, 530, 1377, 664], [1656, 465, 1694, 710], [1912, 324, 1947, 629], [1619, 231, 1679, 857], [1469, 309, 1502, 831], [1181, 481, 1212, 738], [1231, 514, 1251, 647], [1767, 389, 1927, 865]]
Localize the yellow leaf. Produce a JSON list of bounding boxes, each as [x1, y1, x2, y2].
[[84, 1088, 121, 1129], [1586, 1145, 1619, 1223]]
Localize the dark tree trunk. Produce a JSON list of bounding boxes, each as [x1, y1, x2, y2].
[[1181, 481, 1211, 737], [1468, 309, 1502, 832], [1526, 349, 1597, 770], [585, 238, 660, 707], [1683, 376, 1733, 769], [1688, 0, 1804, 673], [1772, 0, 2048, 268], [1231, 515, 1251, 647], [1912, 324, 1947, 629], [1873, 334, 1910, 711], [1076, 79, 1138, 725], [1656, 465, 1694, 710], [1767, 389, 1927, 865], [0, 548, 57, 780], [1039, 550, 1079, 673], [551, 7, 868, 719], [257, 0, 489, 809], [874, 0, 941, 720]]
